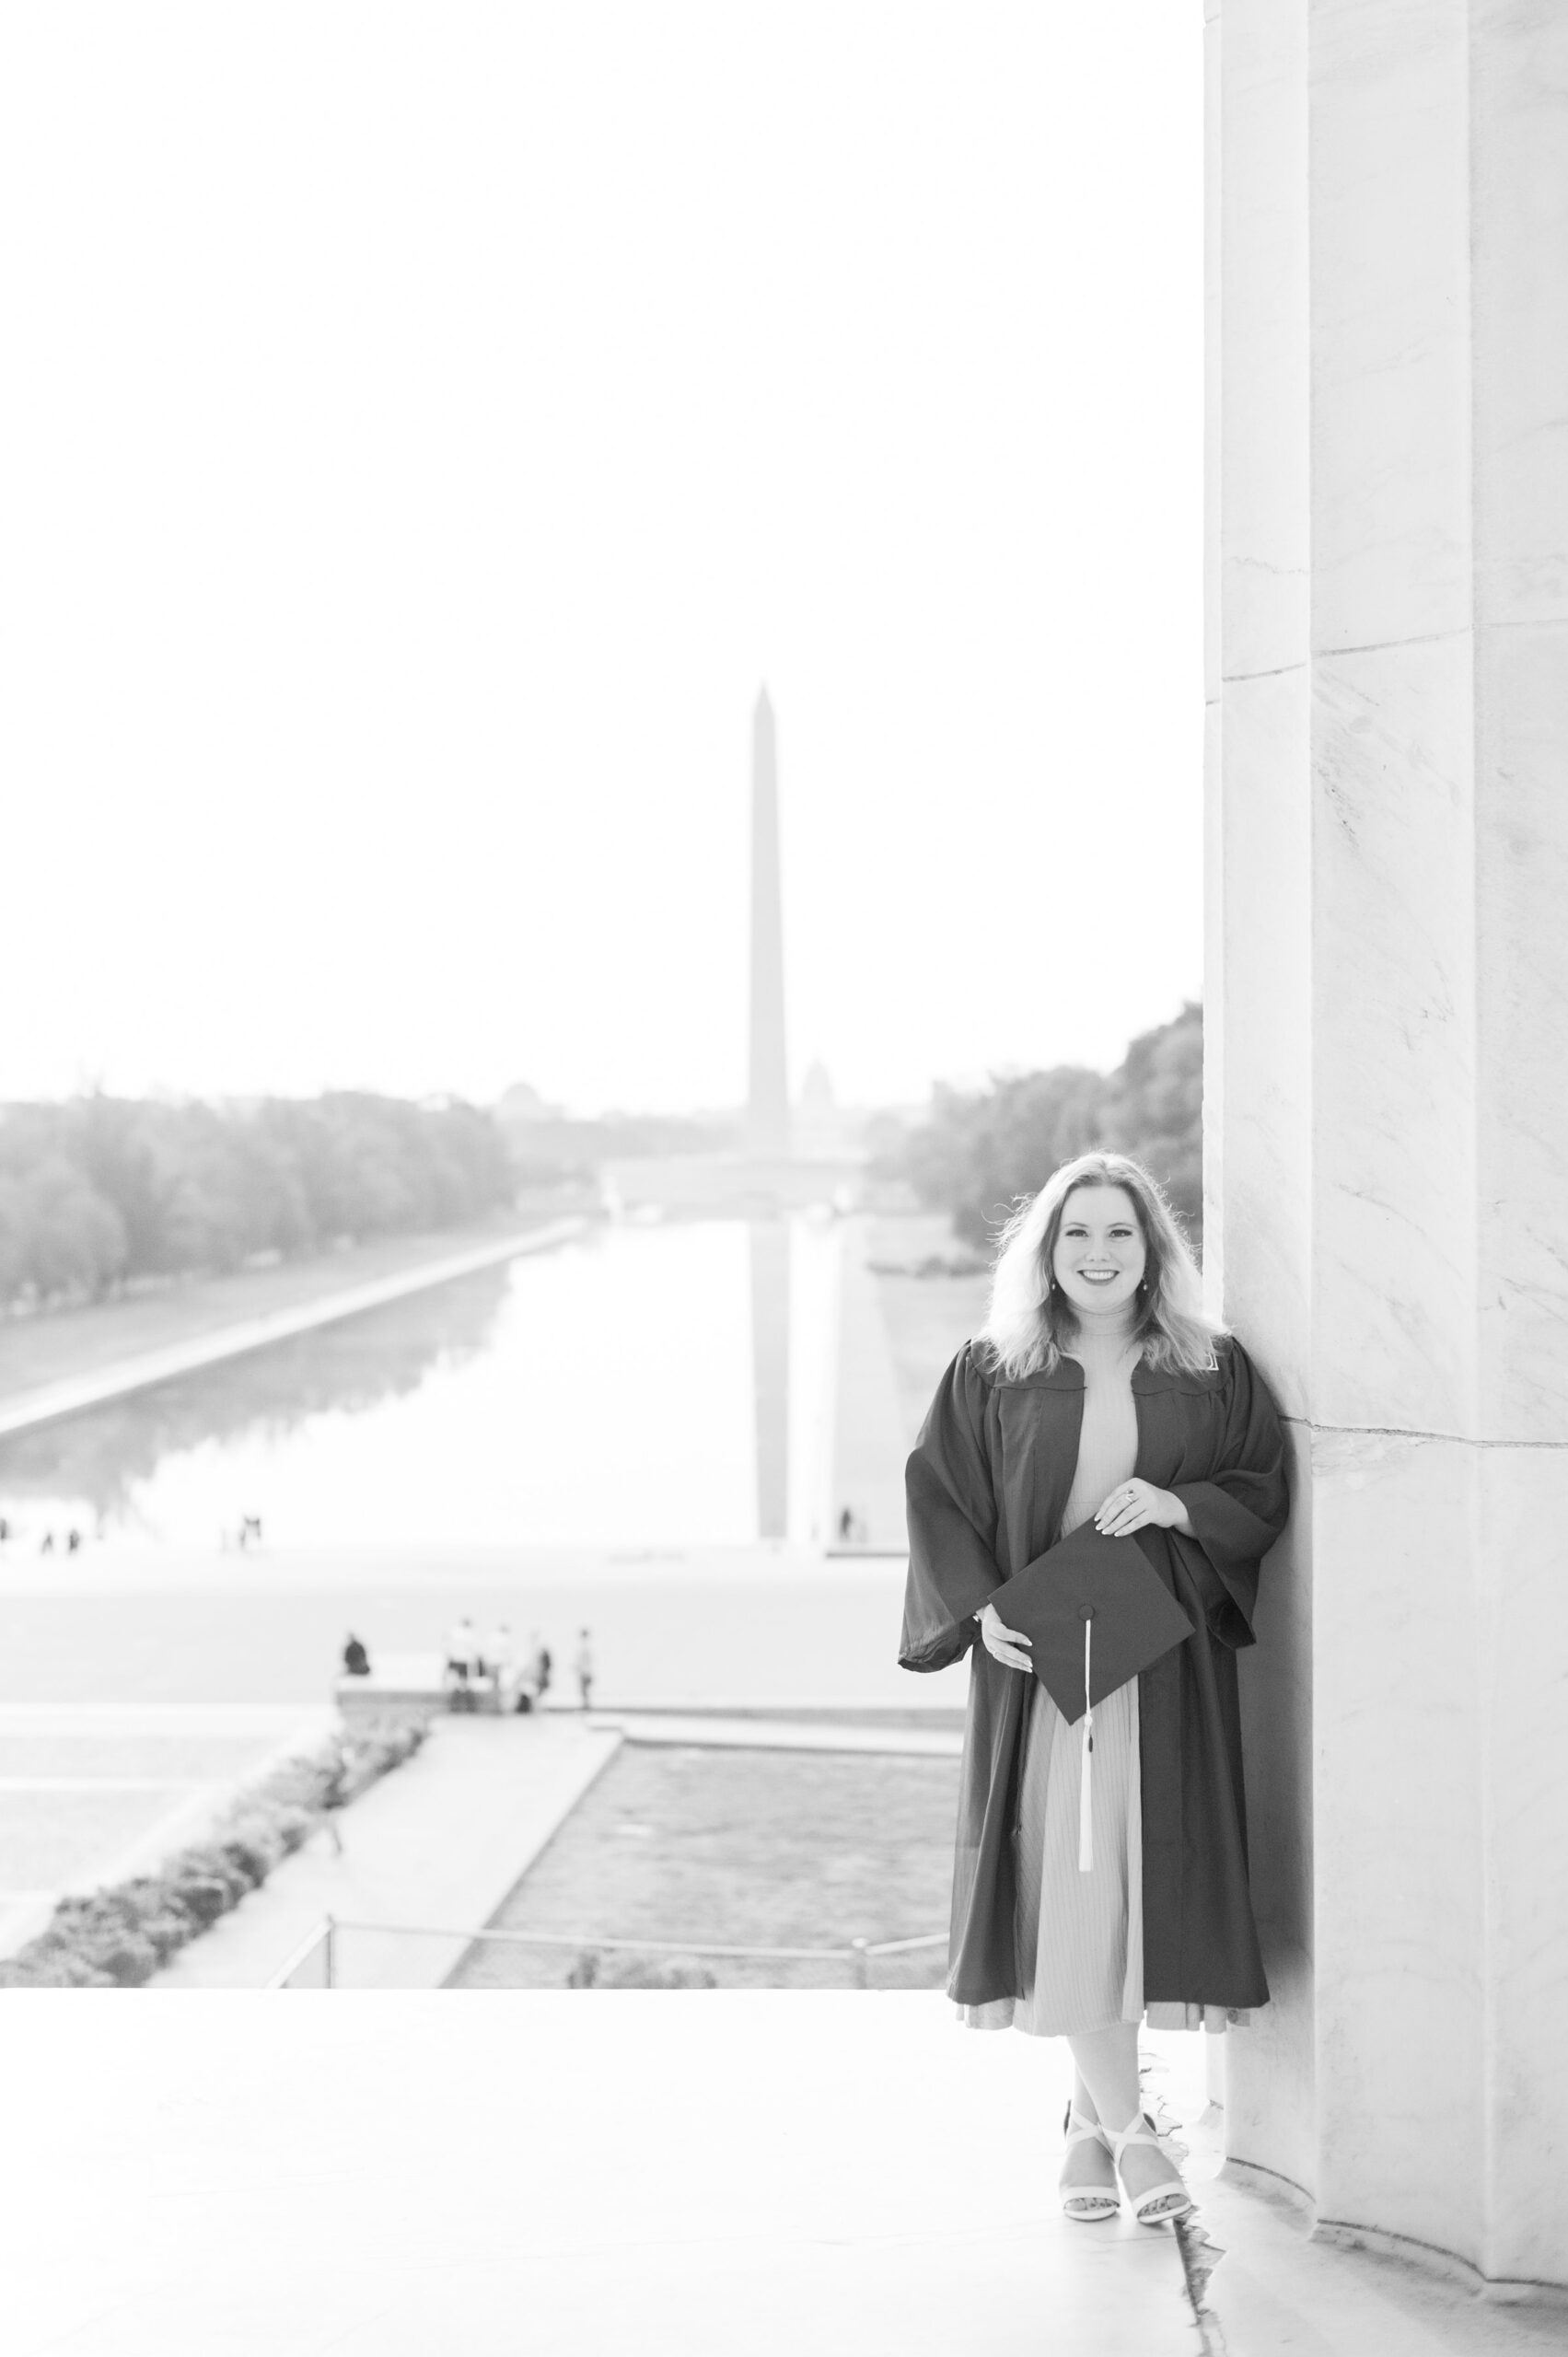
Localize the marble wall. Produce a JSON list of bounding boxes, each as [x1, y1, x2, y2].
[[1208, 0, 1568, 2295]]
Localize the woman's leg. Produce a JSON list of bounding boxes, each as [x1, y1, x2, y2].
[[1067, 2023, 1186, 2207], [1067, 2022, 1141, 2129], [1058, 2049, 1118, 2201]]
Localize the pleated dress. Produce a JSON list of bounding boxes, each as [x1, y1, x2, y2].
[[960, 1299, 1242, 2038]]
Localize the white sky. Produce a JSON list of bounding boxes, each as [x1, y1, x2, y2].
[[0, 5, 1202, 1117]]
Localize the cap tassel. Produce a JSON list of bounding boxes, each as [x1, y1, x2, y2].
[[1078, 1612, 1095, 1874]]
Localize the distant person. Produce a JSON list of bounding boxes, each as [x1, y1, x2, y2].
[[446, 1615, 479, 1712], [838, 1506, 854, 1543], [39, 1531, 54, 1555], [534, 1635, 552, 1702], [66, 1528, 82, 1554], [517, 1628, 546, 1713], [482, 1631, 514, 1706], [574, 1628, 595, 1713], [343, 1634, 370, 1678], [0, 1516, 11, 1543]]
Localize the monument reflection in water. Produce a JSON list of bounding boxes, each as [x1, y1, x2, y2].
[[0, 1218, 839, 1551]]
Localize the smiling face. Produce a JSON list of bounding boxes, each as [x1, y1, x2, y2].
[[1050, 1183, 1147, 1317]]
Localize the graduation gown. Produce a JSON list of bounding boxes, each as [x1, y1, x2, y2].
[[900, 1333, 1289, 2012]]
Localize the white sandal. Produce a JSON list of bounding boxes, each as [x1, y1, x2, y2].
[[1108, 2112, 1195, 2227], [1059, 2102, 1120, 2223]]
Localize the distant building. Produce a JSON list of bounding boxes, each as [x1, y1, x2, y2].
[[799, 1060, 834, 1116], [794, 1060, 853, 1161], [496, 1082, 563, 1128]]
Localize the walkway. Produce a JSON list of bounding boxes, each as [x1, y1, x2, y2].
[[0, 1552, 948, 1718], [150, 1713, 621, 1990], [0, 1217, 584, 1441], [2, 1996, 1557, 2356]]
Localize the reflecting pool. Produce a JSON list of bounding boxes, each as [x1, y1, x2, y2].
[[0, 1219, 841, 1549]]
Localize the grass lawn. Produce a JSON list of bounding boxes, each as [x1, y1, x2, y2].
[[445, 1741, 960, 1991], [0, 1207, 567, 1406]]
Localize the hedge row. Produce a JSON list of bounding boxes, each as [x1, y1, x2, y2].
[[0, 1715, 427, 1987]]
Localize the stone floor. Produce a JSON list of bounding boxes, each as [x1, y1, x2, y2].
[[0, 1994, 1558, 2357], [0, 1550, 934, 1711]]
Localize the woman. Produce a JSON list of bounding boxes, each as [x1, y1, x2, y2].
[[900, 1152, 1288, 2226]]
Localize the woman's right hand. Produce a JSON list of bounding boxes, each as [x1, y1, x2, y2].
[[978, 1601, 1034, 1673]]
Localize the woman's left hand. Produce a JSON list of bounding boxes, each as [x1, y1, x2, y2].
[[1095, 1479, 1192, 1538]]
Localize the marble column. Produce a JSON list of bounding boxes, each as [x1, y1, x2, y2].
[[1207, 0, 1568, 2296]]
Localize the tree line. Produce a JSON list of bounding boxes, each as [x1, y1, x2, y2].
[[0, 1092, 517, 1311], [895, 1001, 1203, 1254]]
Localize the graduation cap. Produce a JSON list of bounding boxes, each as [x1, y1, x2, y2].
[[989, 1523, 1194, 1874]]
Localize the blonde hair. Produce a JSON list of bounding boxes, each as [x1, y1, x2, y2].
[[978, 1151, 1222, 1380]]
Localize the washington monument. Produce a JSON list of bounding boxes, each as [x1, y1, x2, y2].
[[746, 686, 791, 1158]]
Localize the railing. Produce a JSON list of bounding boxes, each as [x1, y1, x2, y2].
[[268, 1916, 947, 1991]]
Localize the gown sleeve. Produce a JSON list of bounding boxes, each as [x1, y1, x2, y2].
[[1167, 1336, 1290, 1648], [900, 1342, 1004, 1673]]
